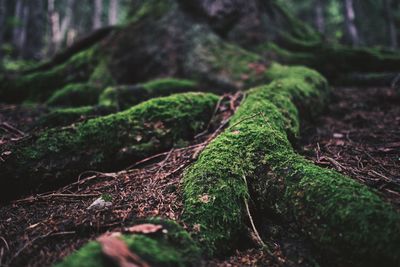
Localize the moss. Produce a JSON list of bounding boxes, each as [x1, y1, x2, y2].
[[185, 31, 267, 89], [88, 59, 116, 87], [259, 39, 400, 82], [128, 0, 171, 24], [99, 78, 198, 110], [0, 92, 219, 199], [183, 64, 400, 265], [37, 106, 115, 129], [46, 83, 104, 107], [55, 219, 201, 267], [0, 47, 99, 103]]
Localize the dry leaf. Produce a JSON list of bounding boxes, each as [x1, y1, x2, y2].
[[126, 224, 163, 234], [97, 234, 150, 267], [199, 194, 210, 203]]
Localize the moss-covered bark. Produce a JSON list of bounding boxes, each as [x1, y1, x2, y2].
[[259, 41, 400, 81], [56, 219, 201, 267], [0, 48, 100, 103], [182, 64, 400, 266], [38, 78, 202, 128], [0, 92, 218, 200], [46, 83, 104, 107], [98, 78, 199, 110]]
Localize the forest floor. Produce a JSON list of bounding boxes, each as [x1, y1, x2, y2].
[[0, 87, 399, 267]]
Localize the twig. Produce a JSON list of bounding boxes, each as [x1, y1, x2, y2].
[[0, 237, 9, 251], [1, 122, 26, 136], [241, 175, 266, 248], [227, 112, 262, 131], [8, 231, 53, 265], [14, 193, 101, 203], [195, 94, 226, 139], [155, 149, 174, 175]]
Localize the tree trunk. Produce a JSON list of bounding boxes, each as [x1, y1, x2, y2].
[[343, 0, 360, 46], [59, 0, 75, 49], [108, 0, 119, 25], [0, 0, 5, 63], [23, 0, 46, 59], [315, 0, 325, 34], [12, 0, 28, 57], [93, 0, 103, 29], [384, 0, 398, 49]]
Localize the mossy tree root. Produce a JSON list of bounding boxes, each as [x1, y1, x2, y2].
[[55, 219, 201, 267], [39, 78, 201, 129], [0, 92, 219, 200], [182, 64, 400, 266]]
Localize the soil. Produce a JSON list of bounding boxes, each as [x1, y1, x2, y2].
[[299, 87, 400, 209], [0, 87, 399, 267]]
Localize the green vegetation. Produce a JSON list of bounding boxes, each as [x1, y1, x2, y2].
[[46, 83, 103, 107], [56, 219, 201, 267], [99, 78, 199, 110], [182, 64, 400, 265], [0, 92, 218, 199]]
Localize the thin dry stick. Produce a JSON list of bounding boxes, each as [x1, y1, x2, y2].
[[14, 193, 101, 203], [155, 148, 174, 175], [241, 175, 272, 255], [227, 112, 262, 131], [1, 122, 26, 136], [195, 94, 226, 139]]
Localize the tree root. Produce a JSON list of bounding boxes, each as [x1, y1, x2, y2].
[[0, 92, 218, 200], [182, 64, 400, 265]]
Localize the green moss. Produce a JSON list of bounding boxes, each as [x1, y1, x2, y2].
[[259, 39, 400, 82], [55, 219, 201, 267], [183, 64, 400, 265], [37, 106, 115, 128], [128, 0, 171, 24], [46, 83, 103, 107], [142, 78, 197, 91], [0, 47, 99, 103], [0, 92, 219, 199], [89, 60, 115, 87], [99, 78, 198, 110]]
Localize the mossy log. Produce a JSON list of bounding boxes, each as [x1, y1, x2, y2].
[[56, 219, 201, 267], [0, 92, 218, 200], [38, 78, 202, 128], [182, 64, 400, 265]]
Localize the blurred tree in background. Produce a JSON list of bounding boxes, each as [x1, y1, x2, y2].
[[0, 0, 132, 69], [1, 0, 400, 69], [285, 0, 400, 48]]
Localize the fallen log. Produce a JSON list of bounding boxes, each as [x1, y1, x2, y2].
[[0, 92, 218, 200]]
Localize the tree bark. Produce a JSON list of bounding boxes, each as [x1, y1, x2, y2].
[[315, 0, 325, 34], [108, 0, 119, 25], [384, 0, 398, 49], [343, 0, 360, 46], [12, 0, 29, 58], [24, 0, 46, 59], [93, 0, 103, 29], [0, 0, 5, 63]]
